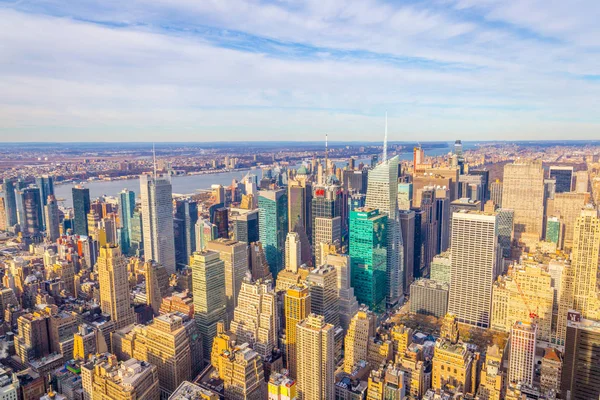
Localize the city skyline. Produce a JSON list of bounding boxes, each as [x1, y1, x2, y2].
[[2, 1, 599, 141]]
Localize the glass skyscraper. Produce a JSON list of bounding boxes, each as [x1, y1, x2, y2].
[[72, 186, 91, 236], [118, 189, 136, 254], [258, 189, 288, 278], [349, 208, 387, 311], [2, 178, 17, 227]]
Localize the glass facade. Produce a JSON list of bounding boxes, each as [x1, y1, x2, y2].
[[258, 189, 288, 278], [349, 208, 387, 311], [72, 187, 91, 236]]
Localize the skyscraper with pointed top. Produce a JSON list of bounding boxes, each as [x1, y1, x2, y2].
[[140, 146, 176, 274], [364, 116, 404, 306]]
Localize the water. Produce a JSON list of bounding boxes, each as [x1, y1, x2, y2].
[[54, 143, 471, 207]]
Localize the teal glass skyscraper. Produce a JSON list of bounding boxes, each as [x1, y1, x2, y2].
[[119, 189, 136, 254], [349, 208, 387, 311], [72, 186, 90, 236], [258, 189, 288, 278]]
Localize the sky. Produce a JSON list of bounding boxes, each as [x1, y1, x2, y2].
[[1, 0, 599, 142]]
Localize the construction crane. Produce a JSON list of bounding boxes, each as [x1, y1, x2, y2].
[[513, 277, 539, 320]]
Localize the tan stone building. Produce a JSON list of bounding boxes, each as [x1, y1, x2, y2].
[[297, 314, 335, 400]]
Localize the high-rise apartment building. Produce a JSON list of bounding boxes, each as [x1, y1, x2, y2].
[[508, 321, 537, 387], [283, 285, 310, 378], [449, 211, 498, 328], [502, 161, 545, 242], [349, 208, 387, 311], [343, 308, 376, 373], [97, 245, 135, 330], [571, 207, 600, 318], [365, 155, 403, 305], [206, 238, 248, 322], [549, 165, 573, 193], [297, 314, 335, 400], [258, 189, 288, 278], [190, 250, 227, 363], [230, 277, 278, 359], [140, 173, 176, 274], [72, 186, 91, 236]]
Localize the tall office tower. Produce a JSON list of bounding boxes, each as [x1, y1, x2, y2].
[[344, 169, 368, 194], [326, 254, 359, 332], [409, 279, 449, 318], [174, 199, 199, 267], [285, 232, 301, 272], [477, 344, 504, 400], [458, 174, 484, 202], [0, 197, 6, 231], [343, 308, 376, 373], [87, 209, 101, 239], [420, 187, 438, 275], [397, 182, 413, 211], [83, 355, 160, 400], [508, 321, 537, 387], [195, 218, 217, 252], [297, 314, 335, 400], [491, 264, 553, 342], [248, 242, 272, 281], [366, 155, 403, 305], [140, 173, 176, 274], [544, 178, 557, 203], [17, 187, 43, 238], [35, 174, 54, 203], [311, 182, 342, 254], [284, 285, 311, 378], [190, 251, 227, 363], [502, 161, 545, 242], [349, 208, 388, 311], [258, 189, 288, 278], [549, 165, 574, 193], [15, 313, 50, 363], [571, 207, 600, 318], [211, 184, 226, 206], [313, 216, 341, 266], [130, 207, 144, 256], [2, 178, 17, 227], [97, 245, 135, 329], [242, 173, 258, 208], [575, 170, 589, 193], [211, 206, 229, 239], [44, 195, 60, 242], [118, 189, 135, 253], [230, 277, 278, 359], [490, 179, 503, 208], [413, 146, 425, 171], [546, 192, 587, 249], [306, 264, 339, 327], [435, 188, 450, 254], [288, 176, 311, 234], [561, 311, 600, 399], [145, 260, 170, 315], [230, 208, 259, 243], [206, 238, 248, 323], [101, 214, 118, 245], [449, 211, 498, 328], [72, 186, 91, 236], [398, 209, 415, 294], [470, 169, 490, 201], [496, 208, 514, 259]]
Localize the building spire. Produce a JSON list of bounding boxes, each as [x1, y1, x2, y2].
[[383, 111, 388, 163], [325, 132, 329, 175]]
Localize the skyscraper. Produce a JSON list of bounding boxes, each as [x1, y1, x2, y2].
[[285, 232, 301, 273], [326, 253, 359, 332], [2, 178, 17, 227], [490, 179, 503, 208], [502, 161, 544, 242], [549, 165, 574, 193], [349, 208, 387, 311], [545, 192, 587, 249], [206, 238, 248, 323], [97, 245, 135, 330], [44, 194, 60, 242], [508, 321, 537, 387], [190, 250, 227, 363], [140, 173, 176, 274], [398, 209, 415, 294], [365, 155, 403, 305], [19, 187, 43, 239], [313, 216, 341, 266], [72, 186, 90, 236], [284, 285, 310, 378], [297, 314, 335, 400], [174, 199, 199, 268], [306, 264, 339, 327], [343, 308, 376, 373], [230, 208, 259, 243], [449, 211, 498, 328], [571, 207, 600, 318], [118, 189, 136, 254], [258, 189, 288, 278]]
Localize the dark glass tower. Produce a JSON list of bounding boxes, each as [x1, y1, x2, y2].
[[2, 178, 17, 227], [72, 187, 91, 236]]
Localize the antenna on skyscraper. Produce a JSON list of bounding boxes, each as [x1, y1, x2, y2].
[[325, 132, 329, 172], [383, 111, 388, 163], [152, 143, 157, 178]]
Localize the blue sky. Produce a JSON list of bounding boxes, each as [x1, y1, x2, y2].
[[1, 0, 599, 141]]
